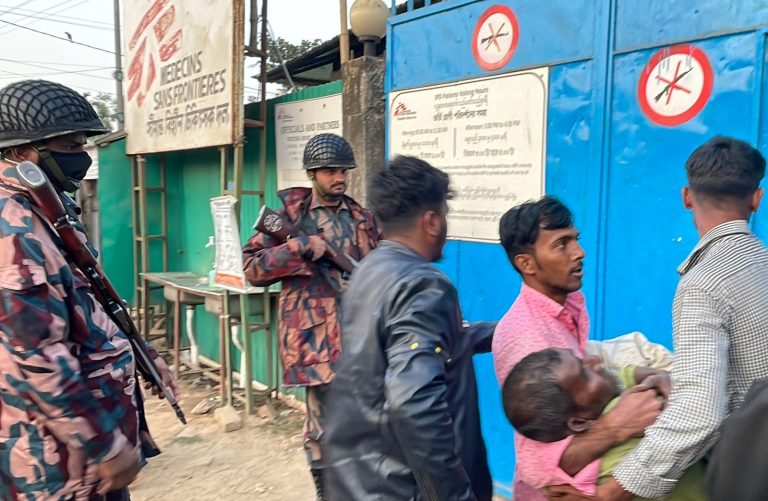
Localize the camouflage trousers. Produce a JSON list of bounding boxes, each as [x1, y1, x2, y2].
[[304, 384, 328, 468]]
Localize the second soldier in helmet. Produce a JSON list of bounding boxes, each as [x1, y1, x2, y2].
[[242, 133, 381, 500]]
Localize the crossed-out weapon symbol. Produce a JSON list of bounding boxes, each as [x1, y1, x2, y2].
[[480, 22, 509, 52], [654, 60, 694, 104]]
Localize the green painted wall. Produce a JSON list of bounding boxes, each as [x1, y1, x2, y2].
[[97, 139, 134, 302], [97, 81, 342, 393]]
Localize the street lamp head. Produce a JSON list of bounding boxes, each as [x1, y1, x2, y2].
[[350, 0, 389, 56]]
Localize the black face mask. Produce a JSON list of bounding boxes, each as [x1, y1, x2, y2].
[[47, 150, 92, 182]]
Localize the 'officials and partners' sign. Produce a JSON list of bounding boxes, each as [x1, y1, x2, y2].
[[274, 94, 343, 190]]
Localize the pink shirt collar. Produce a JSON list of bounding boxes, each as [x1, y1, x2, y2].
[[519, 283, 585, 326], [492, 283, 589, 385]]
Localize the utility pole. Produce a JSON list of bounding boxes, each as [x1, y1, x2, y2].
[[113, 0, 125, 130], [340, 0, 349, 64], [248, 0, 259, 53]]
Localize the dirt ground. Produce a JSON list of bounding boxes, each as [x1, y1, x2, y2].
[[130, 375, 510, 501], [130, 377, 314, 501]]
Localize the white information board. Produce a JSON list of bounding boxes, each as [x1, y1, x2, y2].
[[389, 68, 548, 242], [274, 94, 342, 189]]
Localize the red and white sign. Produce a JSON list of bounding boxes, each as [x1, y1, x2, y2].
[[638, 44, 714, 127], [472, 5, 519, 72], [123, 0, 244, 154]]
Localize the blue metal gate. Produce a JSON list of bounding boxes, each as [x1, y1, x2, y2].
[[387, 0, 768, 496]]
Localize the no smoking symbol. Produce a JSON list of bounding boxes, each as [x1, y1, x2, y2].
[[638, 44, 714, 127], [472, 5, 519, 71]]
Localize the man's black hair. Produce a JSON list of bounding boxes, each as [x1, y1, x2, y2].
[[501, 349, 574, 443], [498, 196, 573, 272], [368, 155, 451, 234], [686, 136, 766, 202]]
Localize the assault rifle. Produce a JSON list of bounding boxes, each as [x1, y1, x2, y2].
[[16, 161, 187, 426], [254, 205, 357, 279]]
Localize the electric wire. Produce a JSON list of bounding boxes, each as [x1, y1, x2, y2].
[[0, 59, 114, 80], [0, 18, 115, 54], [0, 0, 89, 37], [0, 0, 42, 17], [0, 2, 110, 27], [0, 57, 109, 68]]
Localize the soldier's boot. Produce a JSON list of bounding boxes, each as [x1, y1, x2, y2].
[[311, 468, 325, 501]]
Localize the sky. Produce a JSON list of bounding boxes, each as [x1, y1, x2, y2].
[[0, 0, 345, 103]]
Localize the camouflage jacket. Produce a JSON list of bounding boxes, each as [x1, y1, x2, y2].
[[243, 187, 381, 387], [0, 162, 145, 500]]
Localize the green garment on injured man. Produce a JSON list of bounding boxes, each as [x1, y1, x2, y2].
[[598, 366, 707, 501]]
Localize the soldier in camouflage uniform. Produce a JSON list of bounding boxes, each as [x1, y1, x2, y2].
[[0, 80, 178, 500], [243, 133, 381, 500]]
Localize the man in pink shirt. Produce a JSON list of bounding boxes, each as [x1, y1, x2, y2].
[[492, 197, 663, 500]]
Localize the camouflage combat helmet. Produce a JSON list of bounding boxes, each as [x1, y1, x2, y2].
[[302, 133, 356, 170], [0, 79, 108, 150]]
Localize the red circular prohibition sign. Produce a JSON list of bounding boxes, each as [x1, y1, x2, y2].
[[637, 44, 714, 127], [472, 5, 520, 71]]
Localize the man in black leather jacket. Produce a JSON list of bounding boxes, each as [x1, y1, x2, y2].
[[320, 155, 495, 500]]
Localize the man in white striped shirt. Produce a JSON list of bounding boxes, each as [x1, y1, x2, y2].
[[595, 137, 768, 500]]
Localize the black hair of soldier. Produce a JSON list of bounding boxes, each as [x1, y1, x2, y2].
[[368, 155, 452, 234], [498, 196, 573, 273]]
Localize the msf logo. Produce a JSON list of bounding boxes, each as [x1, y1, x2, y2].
[[277, 110, 294, 123], [393, 101, 416, 120], [127, 0, 183, 106]]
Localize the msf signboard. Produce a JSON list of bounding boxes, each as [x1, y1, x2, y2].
[[389, 68, 548, 242], [123, 0, 244, 154]]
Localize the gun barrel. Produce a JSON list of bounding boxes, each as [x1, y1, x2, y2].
[[323, 244, 356, 275], [131, 335, 186, 424]]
